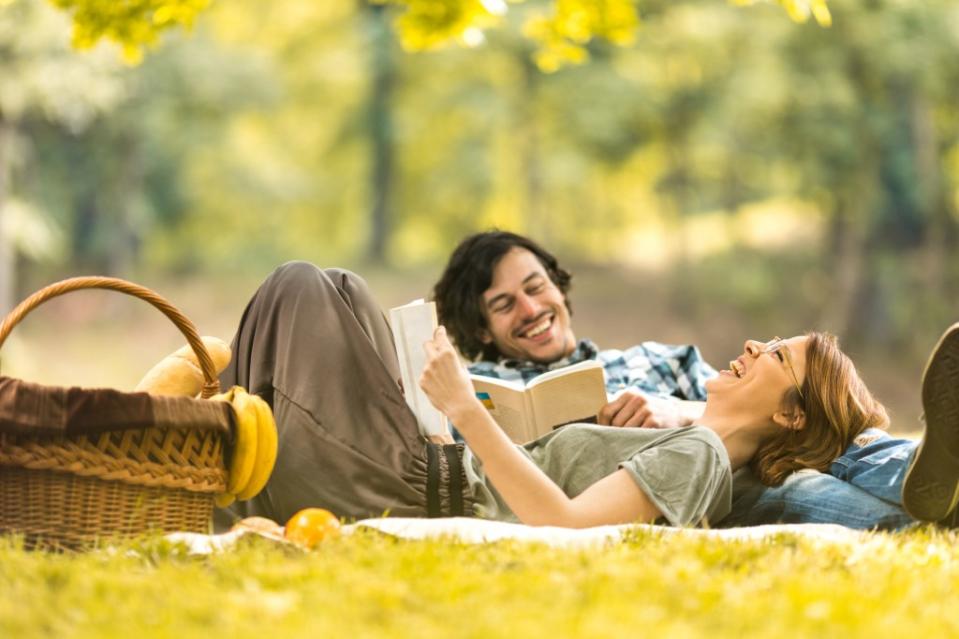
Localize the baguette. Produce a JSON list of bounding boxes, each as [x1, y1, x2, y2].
[[135, 336, 232, 397]]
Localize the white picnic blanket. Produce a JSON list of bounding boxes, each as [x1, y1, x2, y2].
[[165, 517, 865, 555], [350, 517, 863, 545]]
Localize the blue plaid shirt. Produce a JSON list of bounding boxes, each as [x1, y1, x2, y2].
[[467, 339, 717, 401]]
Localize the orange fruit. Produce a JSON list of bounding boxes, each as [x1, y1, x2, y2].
[[284, 508, 341, 548]]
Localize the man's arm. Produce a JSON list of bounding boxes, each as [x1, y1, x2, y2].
[[598, 390, 705, 429]]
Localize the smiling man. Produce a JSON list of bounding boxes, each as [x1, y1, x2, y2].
[[479, 246, 576, 363], [431, 230, 959, 530]]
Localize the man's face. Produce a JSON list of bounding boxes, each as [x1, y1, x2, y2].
[[479, 247, 576, 364]]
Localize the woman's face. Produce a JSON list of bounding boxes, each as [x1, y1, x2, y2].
[[706, 336, 809, 412]]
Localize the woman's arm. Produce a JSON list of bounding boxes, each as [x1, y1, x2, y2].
[[420, 327, 662, 528]]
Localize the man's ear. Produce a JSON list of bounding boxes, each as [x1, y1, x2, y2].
[[772, 408, 806, 432], [477, 329, 493, 345]]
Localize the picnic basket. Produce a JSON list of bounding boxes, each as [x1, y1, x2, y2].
[[0, 277, 232, 549]]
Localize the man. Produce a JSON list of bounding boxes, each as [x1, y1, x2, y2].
[[431, 230, 959, 529]]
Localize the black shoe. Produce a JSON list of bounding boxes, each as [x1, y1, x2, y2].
[[937, 507, 959, 529], [902, 323, 959, 522]]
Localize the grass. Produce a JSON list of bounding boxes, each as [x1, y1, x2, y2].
[[2, 525, 959, 639]]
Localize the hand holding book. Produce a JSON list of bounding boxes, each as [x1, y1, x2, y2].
[[419, 326, 484, 426]]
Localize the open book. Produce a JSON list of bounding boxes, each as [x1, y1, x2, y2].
[[389, 299, 448, 438], [470, 360, 607, 443]]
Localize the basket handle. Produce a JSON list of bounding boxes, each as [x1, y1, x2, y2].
[[0, 276, 220, 398]]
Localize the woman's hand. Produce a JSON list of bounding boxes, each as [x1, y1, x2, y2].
[[419, 326, 481, 424]]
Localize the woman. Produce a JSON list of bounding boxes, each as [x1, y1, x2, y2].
[[419, 328, 888, 527], [215, 262, 887, 530]]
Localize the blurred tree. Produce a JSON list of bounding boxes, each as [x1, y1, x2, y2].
[[0, 0, 123, 313], [0, 115, 10, 316], [24, 27, 278, 275], [764, 0, 959, 348], [9, 0, 957, 368], [363, 1, 398, 264]]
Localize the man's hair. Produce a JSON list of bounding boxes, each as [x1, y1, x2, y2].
[[431, 231, 572, 361], [751, 331, 889, 486]]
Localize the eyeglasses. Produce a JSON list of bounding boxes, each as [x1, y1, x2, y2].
[[761, 337, 805, 401]]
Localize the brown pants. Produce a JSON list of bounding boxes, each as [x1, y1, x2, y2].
[[214, 262, 472, 529]]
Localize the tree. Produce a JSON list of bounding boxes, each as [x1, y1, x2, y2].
[[363, 1, 398, 264], [0, 0, 123, 313]]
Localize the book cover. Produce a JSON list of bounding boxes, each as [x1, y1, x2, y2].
[[389, 299, 448, 438], [470, 360, 606, 443]]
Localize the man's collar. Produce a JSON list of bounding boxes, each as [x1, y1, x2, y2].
[[498, 338, 598, 372]]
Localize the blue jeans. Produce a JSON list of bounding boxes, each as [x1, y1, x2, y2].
[[718, 429, 917, 530]]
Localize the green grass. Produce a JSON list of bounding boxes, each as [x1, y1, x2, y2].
[[2, 526, 959, 639]]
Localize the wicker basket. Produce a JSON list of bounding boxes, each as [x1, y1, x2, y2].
[[0, 277, 231, 549]]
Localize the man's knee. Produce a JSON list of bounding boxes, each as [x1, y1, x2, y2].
[[260, 262, 369, 300], [322, 267, 373, 300], [259, 262, 378, 317], [263, 261, 326, 292]]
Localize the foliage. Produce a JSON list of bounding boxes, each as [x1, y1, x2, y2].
[[2, 526, 959, 638], [46, 0, 210, 63], [367, 0, 833, 72], [36, 0, 834, 71]]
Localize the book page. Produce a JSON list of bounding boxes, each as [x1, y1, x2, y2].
[[470, 376, 532, 443], [528, 364, 606, 439], [526, 359, 603, 387], [389, 299, 448, 438]]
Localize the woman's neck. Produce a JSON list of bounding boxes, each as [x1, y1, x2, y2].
[[697, 405, 778, 471]]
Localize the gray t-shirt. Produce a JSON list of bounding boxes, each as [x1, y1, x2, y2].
[[464, 424, 732, 527]]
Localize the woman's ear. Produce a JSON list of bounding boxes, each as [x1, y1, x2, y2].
[[772, 408, 806, 432]]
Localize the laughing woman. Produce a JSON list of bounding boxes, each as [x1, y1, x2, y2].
[[419, 328, 887, 527]]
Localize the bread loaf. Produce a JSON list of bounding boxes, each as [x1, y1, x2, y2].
[[135, 336, 232, 397]]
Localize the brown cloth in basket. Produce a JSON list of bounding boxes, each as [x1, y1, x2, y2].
[[0, 376, 233, 437]]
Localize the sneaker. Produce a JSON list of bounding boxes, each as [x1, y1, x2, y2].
[[902, 323, 959, 522]]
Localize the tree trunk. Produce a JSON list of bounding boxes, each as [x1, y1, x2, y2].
[[365, 2, 395, 264], [911, 93, 948, 293], [108, 133, 144, 276], [0, 113, 13, 317], [518, 54, 546, 241], [820, 165, 877, 342]]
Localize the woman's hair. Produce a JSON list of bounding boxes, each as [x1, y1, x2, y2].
[[751, 332, 889, 486], [431, 230, 572, 361]]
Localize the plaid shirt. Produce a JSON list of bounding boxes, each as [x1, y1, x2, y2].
[[467, 339, 717, 401]]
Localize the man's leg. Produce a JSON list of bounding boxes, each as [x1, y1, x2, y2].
[[215, 262, 436, 527], [828, 429, 916, 506], [902, 322, 959, 522], [719, 467, 913, 530]]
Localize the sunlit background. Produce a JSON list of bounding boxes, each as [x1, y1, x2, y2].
[[1, 0, 958, 432]]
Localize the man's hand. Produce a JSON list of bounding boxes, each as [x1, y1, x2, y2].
[[597, 390, 703, 429]]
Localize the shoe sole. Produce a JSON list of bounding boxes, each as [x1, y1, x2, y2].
[[902, 323, 959, 521]]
